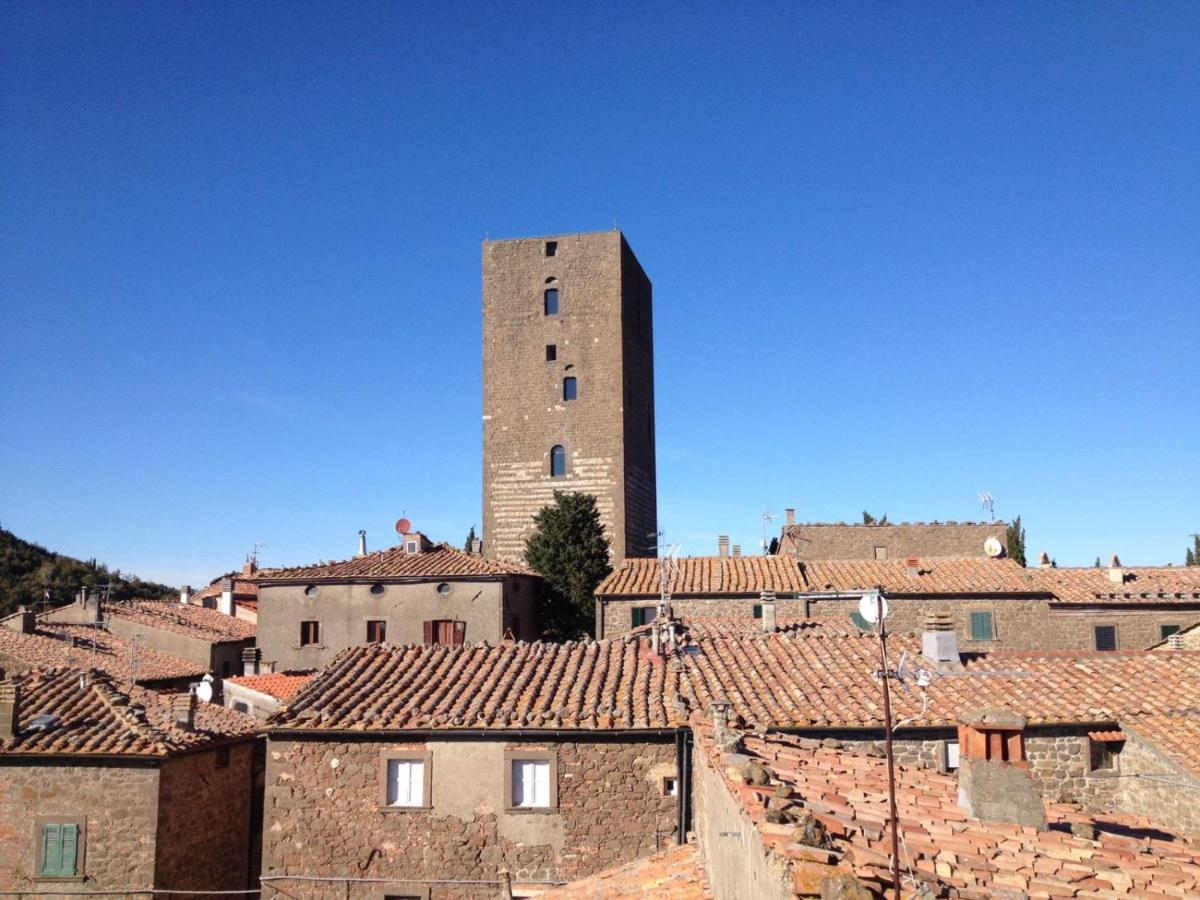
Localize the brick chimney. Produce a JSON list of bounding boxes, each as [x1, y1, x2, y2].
[[218, 578, 234, 617], [0, 680, 18, 739], [717, 535, 729, 558], [785, 508, 795, 526], [179, 585, 192, 606], [921, 612, 960, 669], [759, 592, 777, 632], [905, 557, 921, 578], [1107, 555, 1125, 585], [956, 708, 1045, 828], [242, 646, 261, 677], [173, 691, 197, 731]]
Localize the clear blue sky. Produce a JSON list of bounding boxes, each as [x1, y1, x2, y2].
[[2, 3, 1197, 585]]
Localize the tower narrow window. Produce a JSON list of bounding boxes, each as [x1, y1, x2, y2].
[[544, 288, 559, 315], [545, 344, 557, 362], [550, 445, 566, 477], [562, 377, 577, 401], [545, 240, 557, 257]]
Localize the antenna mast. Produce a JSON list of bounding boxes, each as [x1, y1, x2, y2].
[[978, 492, 995, 522], [761, 509, 777, 554]]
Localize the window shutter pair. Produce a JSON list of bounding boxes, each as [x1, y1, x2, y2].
[[40, 824, 79, 877], [969, 611, 993, 641]]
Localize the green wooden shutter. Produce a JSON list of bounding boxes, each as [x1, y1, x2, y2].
[[631, 608, 644, 627], [40, 825, 61, 876], [60, 825, 78, 876], [970, 612, 993, 641], [752, 604, 762, 619]]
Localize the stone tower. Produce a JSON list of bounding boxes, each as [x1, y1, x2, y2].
[[482, 230, 657, 564]]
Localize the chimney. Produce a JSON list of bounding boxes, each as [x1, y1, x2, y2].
[[956, 708, 1045, 829], [17, 606, 35, 635], [1166, 632, 1185, 650], [173, 691, 197, 731], [470, 537, 483, 555], [242, 646, 261, 677], [731, 544, 741, 558], [1108, 555, 1125, 585], [82, 589, 101, 623], [0, 680, 18, 739], [179, 585, 192, 606], [718, 535, 729, 558], [921, 613, 960, 669], [905, 557, 921, 578], [1038, 551, 1052, 568], [759, 592, 777, 632], [785, 508, 795, 526], [242, 556, 258, 577], [357, 530, 367, 558], [218, 578, 234, 617]]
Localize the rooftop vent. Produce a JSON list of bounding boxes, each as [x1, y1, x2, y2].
[[717, 535, 729, 559], [1108, 555, 1125, 584], [357, 529, 367, 558]]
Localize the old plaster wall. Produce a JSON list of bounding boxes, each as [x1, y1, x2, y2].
[[1114, 730, 1200, 836]]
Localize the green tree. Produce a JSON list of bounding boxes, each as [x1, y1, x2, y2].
[[862, 511, 889, 525], [463, 525, 477, 553], [1005, 516, 1027, 567], [524, 492, 612, 641], [1186, 534, 1199, 567]]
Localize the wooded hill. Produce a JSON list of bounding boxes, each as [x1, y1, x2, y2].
[[0, 527, 174, 617]]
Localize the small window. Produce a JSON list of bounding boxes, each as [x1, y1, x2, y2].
[[510, 758, 552, 808], [1161, 624, 1181, 639], [303, 585, 319, 598], [406, 540, 419, 554], [1094, 625, 1117, 651], [545, 240, 557, 257], [662, 776, 679, 797], [562, 377, 577, 401], [38, 823, 81, 878], [367, 620, 387, 643], [385, 758, 427, 807], [631, 607, 657, 628], [544, 288, 559, 315], [969, 611, 995, 641], [550, 445, 566, 477], [545, 344, 557, 362], [370, 583, 386, 596], [944, 741, 960, 771], [436, 582, 452, 596], [874, 546, 887, 560], [215, 747, 230, 769], [300, 620, 321, 647], [424, 620, 465, 646], [1089, 737, 1121, 771], [752, 604, 763, 619], [233, 701, 250, 714]]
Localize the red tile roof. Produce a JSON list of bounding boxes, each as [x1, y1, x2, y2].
[[190, 576, 259, 606], [271, 639, 688, 731], [106, 600, 257, 642], [703, 726, 1200, 897], [256, 543, 534, 581], [540, 844, 711, 898], [1031, 565, 1200, 604], [225, 672, 313, 702], [598, 555, 812, 596], [0, 620, 209, 683], [1121, 711, 1200, 779], [0, 668, 257, 757]]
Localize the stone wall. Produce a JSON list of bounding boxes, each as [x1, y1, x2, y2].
[[1114, 728, 1200, 836], [155, 742, 256, 894], [263, 734, 678, 898], [780, 522, 1006, 560], [482, 231, 656, 564], [0, 759, 160, 892]]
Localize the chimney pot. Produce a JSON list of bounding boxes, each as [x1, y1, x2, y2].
[[785, 508, 795, 526], [1038, 551, 1051, 568], [218, 578, 234, 617], [173, 691, 197, 731], [731, 544, 741, 558], [179, 585, 192, 606], [956, 708, 1045, 829], [906, 557, 921, 578], [470, 537, 483, 555], [759, 593, 777, 632], [357, 529, 367, 558], [242, 647, 261, 677], [921, 614, 960, 668], [717, 535, 729, 558], [1166, 633, 1185, 650], [242, 557, 257, 577], [1108, 555, 1125, 584], [0, 680, 19, 739]]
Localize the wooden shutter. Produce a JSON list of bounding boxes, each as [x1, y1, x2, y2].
[[60, 825, 78, 876], [423, 621, 434, 645], [41, 825, 62, 876], [970, 612, 993, 641], [452, 621, 465, 646]]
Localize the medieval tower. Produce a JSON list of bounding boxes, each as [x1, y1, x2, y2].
[[482, 230, 658, 564]]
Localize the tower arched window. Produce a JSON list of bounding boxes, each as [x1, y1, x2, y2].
[[544, 287, 559, 315], [562, 377, 577, 401], [550, 445, 566, 477]]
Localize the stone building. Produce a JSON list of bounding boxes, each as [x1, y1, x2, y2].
[[776, 514, 1007, 560], [594, 553, 1200, 650], [0, 667, 258, 895], [482, 230, 657, 564], [254, 534, 541, 671]]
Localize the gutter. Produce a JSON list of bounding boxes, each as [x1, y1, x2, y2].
[[266, 727, 682, 741]]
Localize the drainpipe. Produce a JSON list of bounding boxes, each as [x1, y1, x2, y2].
[[675, 728, 693, 844]]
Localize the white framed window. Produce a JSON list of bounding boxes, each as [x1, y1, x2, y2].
[[511, 759, 551, 808], [386, 759, 426, 807], [945, 740, 960, 770]]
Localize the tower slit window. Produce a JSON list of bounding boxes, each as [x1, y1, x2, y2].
[[550, 445, 566, 477]]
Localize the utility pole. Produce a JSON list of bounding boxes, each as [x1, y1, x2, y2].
[[874, 589, 901, 900]]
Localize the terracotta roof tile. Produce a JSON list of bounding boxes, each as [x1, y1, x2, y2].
[[597, 556, 810, 596], [1031, 565, 1200, 604], [1120, 711, 1200, 778], [256, 543, 534, 581], [0, 620, 209, 683], [0, 668, 257, 757], [539, 843, 711, 898], [225, 672, 313, 702], [190, 576, 259, 605], [702, 726, 1200, 897], [106, 600, 257, 642]]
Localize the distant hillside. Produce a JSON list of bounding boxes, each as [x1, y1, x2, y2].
[[0, 527, 174, 617]]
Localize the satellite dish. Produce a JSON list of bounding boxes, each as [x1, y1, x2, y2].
[[395, 517, 411, 536], [858, 590, 889, 624], [984, 536, 1004, 558], [196, 675, 214, 703]]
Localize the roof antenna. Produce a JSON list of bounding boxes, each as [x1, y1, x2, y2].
[[760, 509, 777, 554], [978, 492, 995, 522]]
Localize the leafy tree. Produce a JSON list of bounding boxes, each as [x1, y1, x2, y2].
[[766, 536, 780, 555], [1005, 516, 1027, 567], [463, 525, 477, 553], [1186, 534, 1199, 567], [862, 511, 889, 525], [524, 492, 612, 641]]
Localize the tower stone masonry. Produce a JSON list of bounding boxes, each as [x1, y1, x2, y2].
[[482, 230, 657, 564]]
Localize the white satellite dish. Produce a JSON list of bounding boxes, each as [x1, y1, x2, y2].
[[983, 536, 1004, 558], [195, 675, 214, 704], [858, 590, 889, 624]]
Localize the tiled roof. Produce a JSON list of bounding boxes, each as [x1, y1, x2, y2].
[[1030, 565, 1200, 604], [706, 727, 1200, 897], [1121, 711, 1200, 779], [0, 620, 209, 683], [270, 639, 688, 731], [256, 543, 534, 581], [190, 576, 259, 605], [106, 600, 257, 642], [597, 556, 1039, 597], [0, 668, 257, 757], [225, 672, 313, 702], [539, 844, 711, 899]]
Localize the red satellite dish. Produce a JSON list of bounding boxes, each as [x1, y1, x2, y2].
[[395, 518, 411, 535]]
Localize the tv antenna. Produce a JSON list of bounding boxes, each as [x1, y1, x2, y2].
[[251, 541, 268, 565], [761, 509, 777, 553], [978, 492, 995, 522]]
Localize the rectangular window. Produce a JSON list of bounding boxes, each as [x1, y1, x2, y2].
[[630, 607, 657, 628], [38, 823, 80, 878], [1089, 738, 1121, 771], [511, 759, 551, 808], [662, 776, 678, 797], [874, 546, 887, 560], [1161, 624, 1181, 639], [562, 376, 577, 401], [969, 611, 995, 641], [945, 741, 960, 771], [367, 620, 387, 643], [385, 759, 426, 807], [1094, 625, 1117, 651], [752, 604, 763, 619], [545, 344, 556, 362], [300, 620, 320, 646], [545, 240, 557, 257], [544, 288, 559, 315], [423, 620, 465, 646]]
